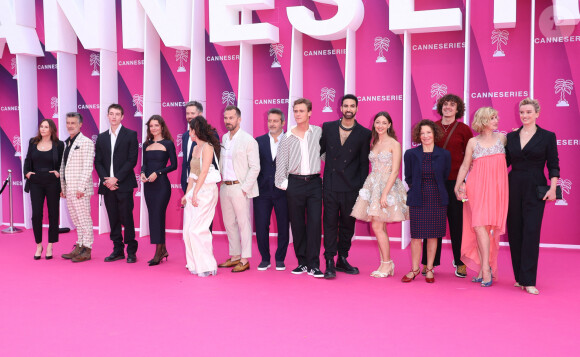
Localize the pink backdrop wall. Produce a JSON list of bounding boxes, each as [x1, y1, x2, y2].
[[1, 0, 578, 246]]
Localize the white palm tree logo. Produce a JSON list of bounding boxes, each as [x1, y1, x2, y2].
[[430, 83, 447, 110], [491, 29, 509, 57], [11, 57, 17, 79], [51, 96, 59, 118], [175, 50, 188, 72], [321, 87, 336, 113], [555, 79, 574, 107], [91, 135, 98, 144], [556, 178, 572, 206], [90, 53, 100, 76], [176, 134, 183, 157], [13, 136, 21, 157], [135, 174, 142, 197], [269, 44, 284, 68], [132, 94, 143, 117], [374, 37, 390, 63], [222, 91, 236, 106]]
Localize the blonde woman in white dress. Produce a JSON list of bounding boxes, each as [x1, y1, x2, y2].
[[181, 116, 221, 277], [351, 112, 409, 278]]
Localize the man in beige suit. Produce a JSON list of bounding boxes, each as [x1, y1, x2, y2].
[[218, 105, 260, 273], [60, 112, 95, 262]]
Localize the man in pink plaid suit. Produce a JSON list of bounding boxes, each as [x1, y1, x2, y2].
[[60, 112, 95, 262]]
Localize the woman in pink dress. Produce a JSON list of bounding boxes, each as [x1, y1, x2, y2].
[[351, 112, 409, 278], [454, 107, 508, 287]]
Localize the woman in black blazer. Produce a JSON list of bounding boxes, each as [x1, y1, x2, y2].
[[402, 120, 451, 283], [23, 119, 65, 260], [506, 98, 559, 295]]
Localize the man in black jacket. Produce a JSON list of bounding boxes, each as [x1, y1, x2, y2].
[[95, 104, 139, 263], [320, 94, 371, 279]]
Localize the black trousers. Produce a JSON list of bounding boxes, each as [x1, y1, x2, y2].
[[507, 174, 546, 286], [144, 177, 171, 244], [104, 189, 137, 255], [422, 180, 463, 267], [323, 189, 358, 259], [29, 172, 60, 244], [286, 176, 322, 269], [253, 192, 289, 263]]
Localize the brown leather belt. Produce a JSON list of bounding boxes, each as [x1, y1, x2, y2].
[[288, 174, 320, 182], [223, 180, 240, 185]]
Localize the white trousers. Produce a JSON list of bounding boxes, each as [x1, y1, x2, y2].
[[65, 189, 94, 248], [183, 183, 218, 276], [219, 184, 252, 258]]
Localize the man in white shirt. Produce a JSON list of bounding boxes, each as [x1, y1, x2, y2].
[[218, 105, 260, 273], [275, 98, 324, 278], [95, 104, 139, 263], [253, 108, 289, 271]]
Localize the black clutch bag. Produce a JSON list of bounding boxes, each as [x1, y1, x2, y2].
[[536, 186, 562, 200]]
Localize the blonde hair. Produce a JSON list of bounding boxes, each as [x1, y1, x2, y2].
[[519, 98, 540, 113], [472, 107, 498, 133]]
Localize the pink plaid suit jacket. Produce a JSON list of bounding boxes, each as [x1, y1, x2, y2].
[[60, 132, 95, 195]]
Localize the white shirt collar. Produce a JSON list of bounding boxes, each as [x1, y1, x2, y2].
[[288, 125, 312, 138], [109, 124, 122, 136], [268, 131, 285, 142]]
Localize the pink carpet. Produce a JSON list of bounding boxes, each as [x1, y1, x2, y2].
[[0, 227, 577, 356]]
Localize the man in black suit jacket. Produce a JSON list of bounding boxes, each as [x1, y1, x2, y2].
[[95, 104, 139, 263], [320, 94, 371, 279], [181, 101, 204, 193], [253, 108, 290, 271]]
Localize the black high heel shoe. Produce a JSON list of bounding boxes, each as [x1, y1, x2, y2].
[[45, 244, 53, 260], [34, 245, 43, 260], [148, 244, 165, 266]]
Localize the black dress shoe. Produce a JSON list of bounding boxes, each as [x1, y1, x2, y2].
[[336, 255, 359, 275], [324, 258, 336, 279], [127, 255, 137, 263], [104, 252, 125, 262]]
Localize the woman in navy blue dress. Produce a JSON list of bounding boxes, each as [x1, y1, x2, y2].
[[141, 115, 177, 266], [402, 120, 450, 283]]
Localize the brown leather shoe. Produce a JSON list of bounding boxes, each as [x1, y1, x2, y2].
[[232, 261, 250, 273], [62, 244, 83, 260], [72, 247, 91, 262], [218, 258, 240, 268]]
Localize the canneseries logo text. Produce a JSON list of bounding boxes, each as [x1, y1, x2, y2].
[[556, 178, 572, 206], [132, 94, 143, 117], [374, 37, 390, 63], [321, 87, 336, 112], [555, 79, 574, 107], [177, 135, 183, 158], [135, 175, 142, 197], [269, 44, 283, 68], [430, 83, 448, 109], [491, 29, 509, 57]]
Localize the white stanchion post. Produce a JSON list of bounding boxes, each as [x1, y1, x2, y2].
[[2, 170, 24, 234]]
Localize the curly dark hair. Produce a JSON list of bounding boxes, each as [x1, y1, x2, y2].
[[436, 94, 465, 119], [412, 119, 444, 145], [189, 116, 221, 160]]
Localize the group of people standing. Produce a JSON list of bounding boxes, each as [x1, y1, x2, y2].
[[23, 93, 559, 295]]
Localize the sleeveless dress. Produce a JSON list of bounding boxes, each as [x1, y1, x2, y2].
[[409, 153, 447, 239], [461, 137, 509, 275], [183, 145, 219, 277], [351, 151, 409, 222]]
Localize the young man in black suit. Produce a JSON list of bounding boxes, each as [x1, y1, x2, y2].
[[320, 94, 372, 279], [95, 104, 139, 263], [253, 108, 289, 271]]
